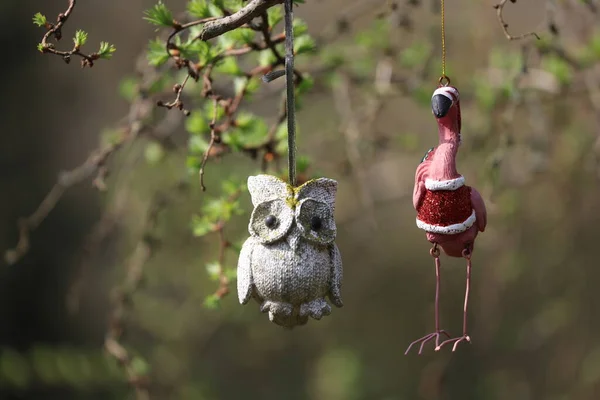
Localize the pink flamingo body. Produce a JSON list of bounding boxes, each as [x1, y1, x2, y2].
[[405, 85, 487, 354]]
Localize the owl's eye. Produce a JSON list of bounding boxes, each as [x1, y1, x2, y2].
[[310, 216, 322, 231], [265, 214, 278, 229]]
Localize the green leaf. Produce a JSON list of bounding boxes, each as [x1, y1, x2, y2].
[[130, 357, 150, 376], [229, 28, 255, 45], [203, 294, 221, 309], [73, 30, 88, 48], [144, 141, 165, 165], [98, 42, 116, 59], [294, 35, 316, 55], [180, 40, 212, 63], [191, 215, 215, 237], [205, 262, 221, 281], [258, 50, 278, 67], [267, 7, 283, 28], [224, 268, 237, 280], [147, 74, 171, 95], [399, 41, 432, 69], [245, 76, 261, 96], [186, 155, 202, 173], [296, 74, 314, 96], [118, 77, 138, 102], [32, 13, 47, 27], [187, 0, 211, 18], [542, 55, 572, 85], [147, 38, 169, 66], [473, 77, 497, 111], [221, 179, 244, 196], [37, 43, 45, 53], [186, 111, 209, 135], [234, 77, 250, 96], [354, 19, 390, 50], [224, 113, 268, 149], [293, 19, 309, 36], [204, 100, 225, 121], [297, 156, 311, 173], [143, 1, 174, 27], [215, 56, 243, 76], [188, 135, 210, 155]]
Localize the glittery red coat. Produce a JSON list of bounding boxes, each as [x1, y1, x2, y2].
[[416, 186, 473, 231]]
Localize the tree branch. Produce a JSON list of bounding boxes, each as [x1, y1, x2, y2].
[[36, 0, 115, 67], [493, 0, 540, 41], [197, 0, 284, 41]]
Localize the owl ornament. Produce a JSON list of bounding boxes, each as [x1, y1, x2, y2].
[[237, 174, 343, 328], [405, 85, 488, 354]]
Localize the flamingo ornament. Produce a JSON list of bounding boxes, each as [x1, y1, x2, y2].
[[405, 85, 487, 354]]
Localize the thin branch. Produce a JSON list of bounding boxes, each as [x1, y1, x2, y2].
[[157, 74, 192, 115], [493, 0, 540, 41], [4, 54, 161, 265], [5, 127, 136, 265], [36, 0, 115, 67], [199, 97, 220, 191]]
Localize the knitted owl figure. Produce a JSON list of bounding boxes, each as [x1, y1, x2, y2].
[[237, 174, 343, 328]]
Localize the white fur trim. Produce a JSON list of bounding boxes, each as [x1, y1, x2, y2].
[[425, 176, 465, 191], [432, 86, 459, 102], [416, 210, 476, 235]]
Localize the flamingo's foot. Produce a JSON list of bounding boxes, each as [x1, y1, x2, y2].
[[435, 334, 471, 352], [404, 330, 451, 355]]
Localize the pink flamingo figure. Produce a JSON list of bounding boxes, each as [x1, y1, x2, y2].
[[405, 85, 487, 354]]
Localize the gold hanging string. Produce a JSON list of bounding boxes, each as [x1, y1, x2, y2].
[[439, 0, 450, 86]]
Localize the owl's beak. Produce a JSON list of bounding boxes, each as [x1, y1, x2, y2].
[[286, 233, 300, 252]]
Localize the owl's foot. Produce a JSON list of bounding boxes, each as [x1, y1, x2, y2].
[[435, 334, 471, 352], [404, 330, 451, 355], [260, 301, 308, 328], [299, 298, 332, 320]]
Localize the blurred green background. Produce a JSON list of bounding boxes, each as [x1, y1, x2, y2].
[[2, 0, 600, 399]]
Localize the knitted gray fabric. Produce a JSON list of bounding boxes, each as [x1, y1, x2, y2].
[[237, 174, 343, 328]]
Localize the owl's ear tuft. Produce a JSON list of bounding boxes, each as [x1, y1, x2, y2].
[[247, 175, 290, 207], [296, 178, 338, 209]]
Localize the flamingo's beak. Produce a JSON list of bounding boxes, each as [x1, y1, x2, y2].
[[432, 94, 453, 118]]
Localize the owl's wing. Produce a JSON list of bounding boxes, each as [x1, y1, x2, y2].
[[237, 237, 255, 305], [328, 243, 343, 308]]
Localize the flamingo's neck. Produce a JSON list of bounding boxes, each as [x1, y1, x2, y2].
[[428, 117, 460, 181]]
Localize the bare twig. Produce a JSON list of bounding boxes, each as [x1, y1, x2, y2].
[[493, 0, 540, 41], [199, 97, 221, 191], [5, 124, 139, 265], [157, 74, 192, 115], [4, 55, 159, 265]]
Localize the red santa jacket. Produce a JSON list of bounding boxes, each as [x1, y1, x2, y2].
[[416, 176, 476, 235]]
